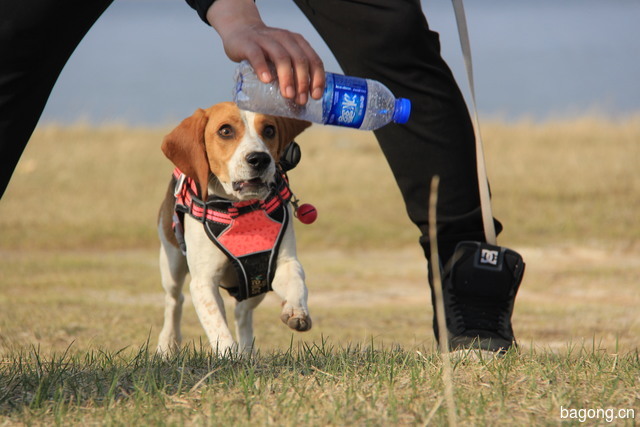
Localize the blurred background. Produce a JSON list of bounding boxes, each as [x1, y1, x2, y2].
[[2, 0, 639, 356], [39, 0, 640, 126]]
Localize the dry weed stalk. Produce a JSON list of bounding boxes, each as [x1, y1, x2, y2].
[[428, 175, 457, 427]]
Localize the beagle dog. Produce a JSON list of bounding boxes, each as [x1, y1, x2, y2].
[[156, 102, 312, 356]]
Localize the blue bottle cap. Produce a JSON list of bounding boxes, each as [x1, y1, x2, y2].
[[393, 98, 411, 124]]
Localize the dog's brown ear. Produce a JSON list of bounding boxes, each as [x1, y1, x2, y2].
[[162, 108, 210, 200], [274, 117, 311, 158]]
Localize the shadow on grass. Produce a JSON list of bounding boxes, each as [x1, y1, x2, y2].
[[0, 337, 425, 415], [1, 338, 638, 425]]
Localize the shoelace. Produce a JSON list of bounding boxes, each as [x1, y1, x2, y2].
[[451, 294, 508, 335]]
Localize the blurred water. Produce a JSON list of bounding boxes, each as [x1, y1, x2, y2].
[[39, 0, 640, 125]]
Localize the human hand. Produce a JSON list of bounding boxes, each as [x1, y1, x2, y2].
[[207, 0, 325, 105]]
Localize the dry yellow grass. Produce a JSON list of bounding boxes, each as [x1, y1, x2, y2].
[[484, 116, 640, 246], [0, 117, 639, 356]]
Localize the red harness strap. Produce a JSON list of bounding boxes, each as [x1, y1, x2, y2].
[[172, 167, 292, 301]]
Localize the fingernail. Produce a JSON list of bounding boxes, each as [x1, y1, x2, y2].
[[297, 93, 308, 105], [312, 87, 323, 99], [285, 86, 295, 98], [261, 72, 271, 82]]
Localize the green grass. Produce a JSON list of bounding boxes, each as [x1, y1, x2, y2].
[[2, 340, 638, 426]]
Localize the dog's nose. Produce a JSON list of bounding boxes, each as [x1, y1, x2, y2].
[[245, 152, 271, 171]]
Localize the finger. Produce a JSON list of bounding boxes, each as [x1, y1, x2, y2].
[[284, 33, 316, 105], [273, 33, 314, 104], [292, 57, 310, 105], [259, 37, 297, 99], [310, 65, 325, 100], [253, 29, 322, 102], [273, 56, 296, 99], [295, 36, 325, 100], [242, 46, 272, 83]]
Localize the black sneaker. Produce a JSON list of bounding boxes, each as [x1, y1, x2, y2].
[[432, 241, 525, 355]]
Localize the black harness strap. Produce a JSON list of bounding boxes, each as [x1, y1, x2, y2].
[[172, 168, 292, 301]]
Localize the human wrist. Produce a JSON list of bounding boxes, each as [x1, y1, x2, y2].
[[207, 0, 264, 39]]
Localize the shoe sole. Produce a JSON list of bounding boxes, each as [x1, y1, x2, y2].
[[449, 348, 504, 362]]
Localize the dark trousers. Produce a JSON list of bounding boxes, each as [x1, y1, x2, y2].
[[0, 0, 113, 199], [0, 0, 498, 263], [295, 0, 499, 262]]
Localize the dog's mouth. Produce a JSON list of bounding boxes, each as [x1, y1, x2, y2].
[[232, 177, 267, 192]]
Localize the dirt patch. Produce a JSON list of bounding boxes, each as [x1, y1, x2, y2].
[[1, 244, 638, 353]]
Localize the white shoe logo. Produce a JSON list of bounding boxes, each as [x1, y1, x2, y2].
[[480, 249, 499, 266]]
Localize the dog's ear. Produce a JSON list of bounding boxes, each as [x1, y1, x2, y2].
[[274, 117, 311, 158], [162, 108, 210, 200]]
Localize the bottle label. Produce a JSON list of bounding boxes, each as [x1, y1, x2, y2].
[[326, 75, 368, 128]]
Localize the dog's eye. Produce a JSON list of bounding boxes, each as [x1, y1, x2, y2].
[[262, 125, 276, 139], [218, 124, 235, 139]]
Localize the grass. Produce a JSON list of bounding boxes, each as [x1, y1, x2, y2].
[[2, 340, 638, 425], [1, 116, 639, 424]]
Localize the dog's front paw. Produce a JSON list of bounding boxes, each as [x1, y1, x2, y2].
[[157, 330, 181, 358], [282, 314, 312, 331], [156, 342, 178, 359], [280, 303, 312, 331]]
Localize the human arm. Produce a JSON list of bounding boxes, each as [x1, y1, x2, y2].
[[188, 0, 325, 105]]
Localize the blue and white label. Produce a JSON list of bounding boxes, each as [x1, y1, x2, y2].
[[326, 75, 367, 128]]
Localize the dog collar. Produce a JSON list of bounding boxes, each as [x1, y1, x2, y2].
[[172, 167, 291, 224]]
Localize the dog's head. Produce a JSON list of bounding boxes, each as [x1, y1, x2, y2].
[[162, 102, 310, 201]]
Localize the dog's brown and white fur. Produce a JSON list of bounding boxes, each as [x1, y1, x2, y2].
[[156, 102, 311, 356]]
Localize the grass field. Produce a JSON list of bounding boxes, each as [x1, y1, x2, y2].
[[1, 117, 639, 424]]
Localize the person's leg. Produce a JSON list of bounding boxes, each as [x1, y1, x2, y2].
[[294, 0, 494, 263], [294, 0, 522, 352], [0, 0, 114, 198]]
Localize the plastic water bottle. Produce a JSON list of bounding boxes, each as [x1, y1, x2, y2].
[[233, 61, 411, 130]]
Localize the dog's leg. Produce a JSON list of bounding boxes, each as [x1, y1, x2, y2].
[[234, 294, 266, 354], [271, 210, 312, 331], [183, 215, 237, 353], [190, 278, 235, 353], [157, 219, 188, 357]]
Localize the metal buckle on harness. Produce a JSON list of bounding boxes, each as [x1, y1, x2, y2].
[[174, 173, 186, 197]]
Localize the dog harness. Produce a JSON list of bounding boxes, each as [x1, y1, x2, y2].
[[171, 167, 292, 302]]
